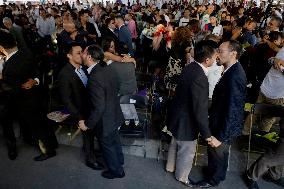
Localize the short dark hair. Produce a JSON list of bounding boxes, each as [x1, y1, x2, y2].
[[78, 9, 89, 18], [269, 31, 283, 42], [194, 40, 218, 63], [226, 40, 242, 59], [0, 30, 17, 49], [115, 15, 124, 22], [66, 42, 81, 54], [105, 17, 114, 26], [86, 44, 104, 62]]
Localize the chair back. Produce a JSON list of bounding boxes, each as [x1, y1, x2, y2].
[[120, 94, 148, 109]]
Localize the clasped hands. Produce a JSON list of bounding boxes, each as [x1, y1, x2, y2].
[[78, 120, 89, 131], [206, 136, 222, 148]]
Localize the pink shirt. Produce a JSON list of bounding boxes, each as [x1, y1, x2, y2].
[[127, 19, 138, 39]]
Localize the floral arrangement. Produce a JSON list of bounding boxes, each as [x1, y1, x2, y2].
[[153, 24, 167, 37], [153, 24, 173, 43], [141, 26, 156, 39]]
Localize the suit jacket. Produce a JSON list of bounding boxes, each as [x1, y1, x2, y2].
[[108, 61, 137, 96], [85, 62, 123, 137], [168, 62, 211, 141], [102, 28, 119, 44], [57, 63, 89, 122], [10, 26, 27, 50], [1, 49, 39, 93], [209, 62, 247, 143], [118, 25, 133, 56]]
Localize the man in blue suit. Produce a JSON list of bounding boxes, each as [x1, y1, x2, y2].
[[115, 15, 134, 57], [198, 40, 247, 188]]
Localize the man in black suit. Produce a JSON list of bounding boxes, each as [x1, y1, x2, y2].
[[101, 18, 119, 48], [115, 16, 134, 56], [167, 40, 219, 187], [57, 43, 103, 170], [0, 31, 56, 161], [197, 40, 247, 188], [79, 45, 124, 179]]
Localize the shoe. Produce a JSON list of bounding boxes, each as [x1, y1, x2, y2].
[[243, 173, 259, 189], [8, 147, 17, 160], [183, 179, 195, 187], [7, 142, 17, 160], [101, 170, 125, 179], [34, 151, 56, 161], [85, 161, 104, 170], [196, 181, 214, 188]]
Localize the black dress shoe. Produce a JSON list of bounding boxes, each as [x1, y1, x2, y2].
[[243, 173, 259, 189], [183, 179, 195, 187], [197, 181, 214, 188], [8, 148, 17, 160], [7, 143, 17, 160], [101, 170, 125, 179], [34, 151, 56, 161], [85, 161, 104, 170]]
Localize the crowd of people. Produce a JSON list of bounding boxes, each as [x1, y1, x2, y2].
[[0, 0, 284, 188]]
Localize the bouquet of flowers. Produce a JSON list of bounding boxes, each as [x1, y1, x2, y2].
[[152, 24, 173, 50]]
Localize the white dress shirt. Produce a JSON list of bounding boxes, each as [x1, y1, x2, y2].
[[36, 16, 55, 37]]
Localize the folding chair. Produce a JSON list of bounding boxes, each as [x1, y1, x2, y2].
[[119, 94, 150, 158], [246, 103, 284, 169]]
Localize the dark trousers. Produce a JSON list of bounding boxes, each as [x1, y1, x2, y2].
[[82, 129, 96, 163], [100, 130, 124, 174], [0, 89, 56, 153], [207, 143, 230, 186]]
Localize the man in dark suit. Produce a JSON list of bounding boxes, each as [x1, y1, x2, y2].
[[101, 18, 119, 48], [0, 31, 56, 161], [198, 40, 247, 188], [79, 45, 124, 179], [57, 43, 103, 170], [115, 16, 134, 56], [167, 40, 219, 187]]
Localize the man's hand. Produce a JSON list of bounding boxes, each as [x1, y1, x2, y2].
[[22, 79, 37, 89], [208, 136, 222, 148], [78, 120, 89, 131], [273, 58, 284, 71], [231, 27, 242, 40], [0, 45, 8, 59], [88, 34, 96, 39], [70, 30, 78, 40]]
